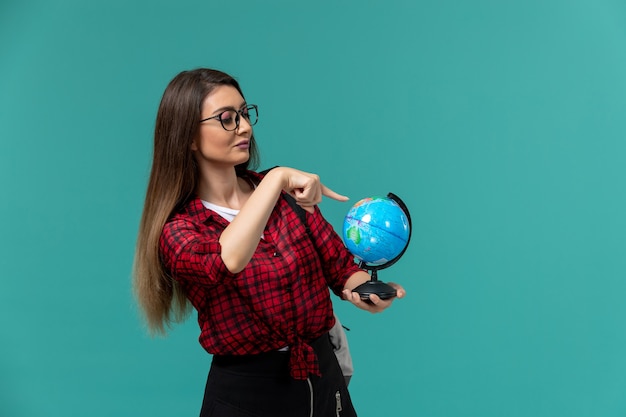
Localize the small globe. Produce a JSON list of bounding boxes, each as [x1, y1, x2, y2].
[[342, 196, 410, 267]]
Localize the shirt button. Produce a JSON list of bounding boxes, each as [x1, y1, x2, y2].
[[273, 252, 278, 257]]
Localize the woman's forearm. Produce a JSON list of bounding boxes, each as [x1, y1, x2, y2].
[[219, 169, 285, 273]]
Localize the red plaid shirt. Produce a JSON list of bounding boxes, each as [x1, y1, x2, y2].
[[159, 171, 362, 379]]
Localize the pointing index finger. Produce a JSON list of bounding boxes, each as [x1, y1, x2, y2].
[[321, 184, 349, 202]]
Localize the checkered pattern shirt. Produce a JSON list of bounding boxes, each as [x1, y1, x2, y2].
[[159, 171, 362, 379]]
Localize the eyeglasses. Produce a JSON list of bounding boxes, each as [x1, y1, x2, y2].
[[199, 104, 258, 131]]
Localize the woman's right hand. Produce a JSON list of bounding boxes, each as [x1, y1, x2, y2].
[[269, 167, 349, 213]]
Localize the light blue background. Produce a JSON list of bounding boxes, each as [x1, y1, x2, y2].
[[2, 1, 626, 416]]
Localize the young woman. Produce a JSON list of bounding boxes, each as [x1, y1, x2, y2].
[[133, 68, 405, 417]]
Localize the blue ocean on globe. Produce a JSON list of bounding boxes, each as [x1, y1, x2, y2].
[[342, 196, 410, 266]]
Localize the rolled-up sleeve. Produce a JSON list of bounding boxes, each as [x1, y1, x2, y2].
[[160, 218, 236, 286]]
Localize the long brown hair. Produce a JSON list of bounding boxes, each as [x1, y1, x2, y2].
[[133, 68, 260, 335]]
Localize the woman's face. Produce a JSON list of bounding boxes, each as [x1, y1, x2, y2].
[[191, 85, 253, 169]]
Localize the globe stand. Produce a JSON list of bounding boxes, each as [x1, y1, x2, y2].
[[350, 192, 413, 302], [353, 268, 398, 300]]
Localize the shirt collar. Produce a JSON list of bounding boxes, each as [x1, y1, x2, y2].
[[183, 197, 216, 224]]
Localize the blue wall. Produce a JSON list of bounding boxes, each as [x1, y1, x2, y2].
[[2, 1, 626, 416]]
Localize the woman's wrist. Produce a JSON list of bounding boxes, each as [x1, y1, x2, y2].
[[343, 271, 371, 292]]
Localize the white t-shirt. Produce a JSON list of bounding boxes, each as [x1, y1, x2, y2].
[[201, 200, 239, 221]]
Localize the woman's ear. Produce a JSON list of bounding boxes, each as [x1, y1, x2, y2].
[[190, 138, 198, 151]]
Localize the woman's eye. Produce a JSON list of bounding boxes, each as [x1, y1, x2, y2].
[[220, 112, 235, 123]]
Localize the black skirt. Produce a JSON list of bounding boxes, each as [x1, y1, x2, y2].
[[199, 333, 357, 417]]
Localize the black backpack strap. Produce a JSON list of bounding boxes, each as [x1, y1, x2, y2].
[[260, 166, 311, 236], [284, 193, 311, 235]]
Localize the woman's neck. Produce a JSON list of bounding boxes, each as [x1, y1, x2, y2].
[[196, 170, 251, 210]]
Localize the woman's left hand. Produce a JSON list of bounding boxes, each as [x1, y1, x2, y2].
[[342, 282, 405, 313]]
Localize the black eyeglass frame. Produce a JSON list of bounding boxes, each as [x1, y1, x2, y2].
[[199, 104, 258, 131]]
